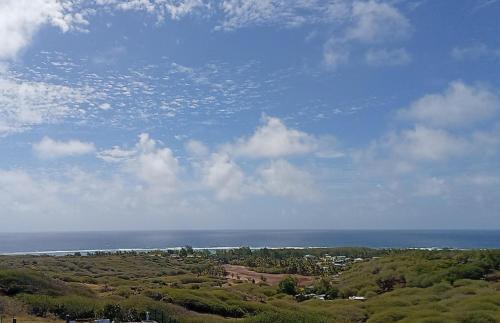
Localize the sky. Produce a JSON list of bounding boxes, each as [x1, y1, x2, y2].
[[0, 0, 500, 232]]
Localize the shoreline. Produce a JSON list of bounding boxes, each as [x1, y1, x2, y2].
[[0, 245, 474, 256]]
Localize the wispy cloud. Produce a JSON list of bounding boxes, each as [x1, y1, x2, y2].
[[0, 71, 96, 135], [33, 137, 95, 159], [365, 48, 411, 66], [451, 43, 500, 61]]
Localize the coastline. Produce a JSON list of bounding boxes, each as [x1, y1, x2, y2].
[[2, 229, 500, 255], [0, 245, 475, 256]]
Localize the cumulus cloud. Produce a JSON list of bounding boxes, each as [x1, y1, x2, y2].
[[184, 117, 327, 200], [230, 116, 341, 159], [201, 152, 247, 200], [33, 137, 95, 159], [323, 0, 411, 69], [346, 1, 411, 43], [232, 116, 316, 158], [257, 159, 317, 200], [392, 125, 469, 161], [185, 139, 209, 157], [365, 48, 411, 66], [215, 1, 412, 69], [129, 133, 179, 189], [99, 133, 179, 190], [399, 81, 499, 128]]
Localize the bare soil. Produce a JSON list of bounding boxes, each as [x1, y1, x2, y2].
[[223, 265, 314, 286]]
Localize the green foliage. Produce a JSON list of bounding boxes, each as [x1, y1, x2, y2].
[[0, 248, 499, 322], [247, 311, 327, 323], [461, 312, 497, 323], [313, 277, 339, 299], [215, 247, 385, 275], [0, 269, 67, 296], [447, 264, 487, 284], [278, 276, 298, 295]]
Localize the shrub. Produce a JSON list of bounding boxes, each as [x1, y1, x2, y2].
[[0, 270, 66, 296], [461, 312, 497, 323], [278, 276, 298, 295]]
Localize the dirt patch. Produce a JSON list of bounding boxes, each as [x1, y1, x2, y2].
[[223, 265, 314, 286]]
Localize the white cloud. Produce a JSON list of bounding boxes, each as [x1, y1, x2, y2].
[[392, 125, 469, 161], [96, 0, 207, 20], [399, 81, 499, 128], [97, 146, 136, 162], [0, 169, 63, 220], [96, 0, 156, 12], [0, 167, 203, 231], [163, 0, 208, 20], [98, 102, 112, 110], [201, 152, 247, 200], [33, 137, 95, 159], [218, 0, 331, 31], [323, 39, 350, 69], [365, 48, 411, 66], [346, 0, 411, 43], [0, 73, 94, 135], [323, 1, 411, 69], [257, 159, 317, 200], [185, 139, 209, 157], [230, 116, 340, 158], [0, 0, 88, 60], [459, 174, 500, 187], [130, 133, 179, 189], [414, 177, 447, 197], [0, 0, 206, 63], [451, 43, 500, 61], [99, 133, 179, 190]]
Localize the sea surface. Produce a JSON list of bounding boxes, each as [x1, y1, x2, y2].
[[0, 230, 499, 254]]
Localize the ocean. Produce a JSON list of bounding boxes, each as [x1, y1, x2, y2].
[[0, 230, 499, 254]]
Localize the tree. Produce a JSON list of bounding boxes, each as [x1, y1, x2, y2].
[[102, 304, 122, 321], [185, 245, 194, 254], [278, 276, 298, 295]]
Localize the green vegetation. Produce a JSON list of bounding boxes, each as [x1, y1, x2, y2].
[[277, 276, 298, 295], [0, 248, 499, 322]]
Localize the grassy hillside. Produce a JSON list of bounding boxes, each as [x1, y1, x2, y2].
[[0, 248, 499, 322]]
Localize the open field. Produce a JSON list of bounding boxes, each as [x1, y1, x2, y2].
[[0, 247, 499, 322]]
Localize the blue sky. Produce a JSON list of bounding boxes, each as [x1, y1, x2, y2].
[[0, 0, 500, 231]]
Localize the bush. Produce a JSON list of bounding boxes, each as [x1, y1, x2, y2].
[[278, 276, 298, 295], [461, 312, 497, 323], [448, 265, 486, 284], [367, 310, 406, 323], [175, 297, 246, 318], [248, 311, 327, 323], [0, 270, 67, 296]]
